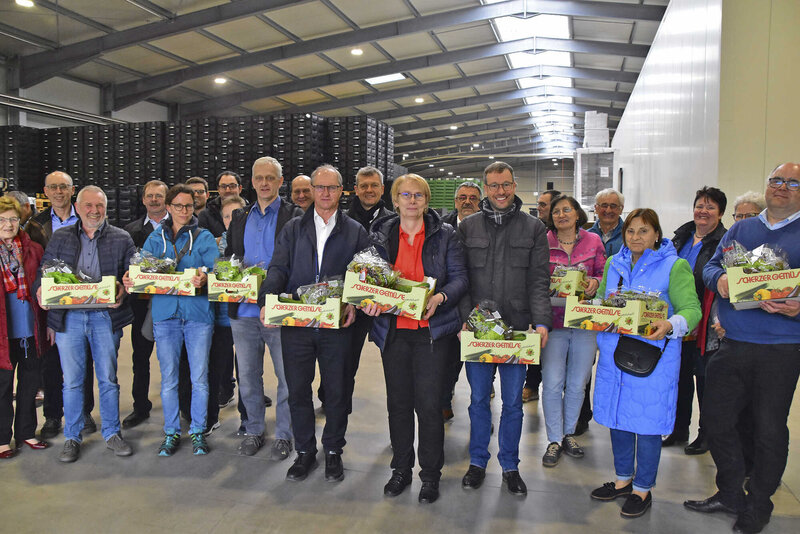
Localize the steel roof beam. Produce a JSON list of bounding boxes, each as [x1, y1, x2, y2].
[[18, 0, 311, 88], [392, 102, 622, 132], [399, 127, 578, 154], [403, 135, 583, 162]]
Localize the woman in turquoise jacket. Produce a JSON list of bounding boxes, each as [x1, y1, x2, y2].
[[124, 185, 219, 457], [589, 209, 701, 519]]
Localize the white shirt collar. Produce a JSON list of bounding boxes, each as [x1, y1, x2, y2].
[[758, 208, 800, 230]]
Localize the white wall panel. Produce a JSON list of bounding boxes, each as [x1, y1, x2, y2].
[[611, 0, 722, 235], [112, 100, 169, 122], [19, 77, 101, 128]]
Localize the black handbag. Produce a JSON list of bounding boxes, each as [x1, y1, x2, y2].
[[613, 335, 669, 377]]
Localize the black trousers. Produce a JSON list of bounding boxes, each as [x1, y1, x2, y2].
[[382, 328, 447, 482], [319, 311, 372, 414], [129, 298, 154, 415], [282, 326, 352, 454], [439, 335, 462, 410], [178, 324, 233, 427], [524, 363, 541, 389], [42, 343, 94, 420], [0, 338, 40, 445], [703, 338, 800, 515]]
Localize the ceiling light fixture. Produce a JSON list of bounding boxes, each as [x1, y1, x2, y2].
[[214, 77, 227, 84], [350, 48, 364, 56], [428, 164, 434, 167], [449, 125, 457, 130], [439, 168, 445, 172], [16, 0, 34, 6], [414, 97, 424, 104], [448, 172, 453, 176], [365, 73, 405, 85], [489, 156, 495, 160], [472, 143, 480, 147]]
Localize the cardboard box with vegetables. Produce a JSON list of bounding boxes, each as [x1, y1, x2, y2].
[[342, 247, 436, 321], [722, 241, 800, 309], [263, 279, 344, 329], [40, 259, 116, 308], [127, 250, 198, 296], [549, 265, 587, 305], [460, 301, 541, 365], [563, 290, 668, 335], [207, 255, 265, 304]]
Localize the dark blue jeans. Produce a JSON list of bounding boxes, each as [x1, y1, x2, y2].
[[281, 327, 352, 454], [466, 362, 526, 471], [609, 429, 662, 492]]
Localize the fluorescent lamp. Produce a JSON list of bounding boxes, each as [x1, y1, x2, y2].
[[214, 77, 227, 84], [365, 73, 405, 85], [414, 97, 424, 103], [16, 0, 34, 7], [449, 125, 457, 130], [350, 48, 363, 56]]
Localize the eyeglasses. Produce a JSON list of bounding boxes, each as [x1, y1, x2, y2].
[[597, 203, 621, 210], [0, 216, 20, 225], [767, 177, 800, 191], [398, 192, 425, 201], [456, 195, 480, 203], [486, 182, 515, 192], [733, 212, 760, 221], [551, 207, 574, 216], [313, 185, 341, 194], [252, 175, 279, 184], [170, 203, 194, 212], [45, 184, 72, 192], [218, 183, 240, 191]]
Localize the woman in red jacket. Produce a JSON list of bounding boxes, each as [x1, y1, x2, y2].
[[0, 196, 50, 458]]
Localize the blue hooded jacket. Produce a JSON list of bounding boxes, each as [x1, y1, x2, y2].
[[593, 239, 700, 435], [368, 210, 468, 351], [142, 216, 219, 324]]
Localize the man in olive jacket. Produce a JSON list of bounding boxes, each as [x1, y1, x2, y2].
[[457, 161, 552, 496]]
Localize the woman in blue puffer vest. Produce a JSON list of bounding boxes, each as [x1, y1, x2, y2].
[[589, 209, 701, 519]]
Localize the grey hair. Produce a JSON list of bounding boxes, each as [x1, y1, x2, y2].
[[733, 190, 766, 212], [454, 181, 482, 199], [5, 190, 31, 207], [483, 161, 515, 184], [311, 164, 343, 187], [356, 166, 383, 185], [252, 156, 283, 178], [45, 170, 73, 187], [76, 185, 108, 205], [594, 188, 625, 207]]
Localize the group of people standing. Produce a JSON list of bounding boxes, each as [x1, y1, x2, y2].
[[0, 157, 797, 534]]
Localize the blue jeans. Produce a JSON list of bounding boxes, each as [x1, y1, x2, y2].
[[609, 429, 662, 492], [55, 311, 122, 442], [541, 328, 597, 443], [466, 362, 526, 471], [153, 319, 213, 435], [229, 317, 291, 440]]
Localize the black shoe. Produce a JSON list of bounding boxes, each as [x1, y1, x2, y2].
[[684, 493, 741, 515], [574, 419, 589, 436], [122, 411, 149, 429], [286, 452, 318, 481], [384, 470, 412, 497], [502, 470, 527, 496], [684, 434, 709, 455], [264, 394, 273, 408], [324, 452, 344, 482], [218, 393, 235, 409], [591, 481, 633, 501], [733, 509, 770, 534], [461, 465, 486, 489], [418, 481, 439, 504], [621, 492, 652, 518], [40, 418, 61, 439], [661, 431, 688, 447], [82, 413, 97, 434]]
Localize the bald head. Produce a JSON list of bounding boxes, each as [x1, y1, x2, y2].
[[291, 175, 313, 211], [765, 162, 800, 221], [43, 171, 75, 212]]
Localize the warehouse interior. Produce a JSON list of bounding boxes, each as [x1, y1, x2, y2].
[[1, 0, 799, 532]]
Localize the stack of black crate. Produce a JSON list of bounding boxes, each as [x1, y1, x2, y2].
[[41, 127, 68, 178], [346, 115, 378, 186], [130, 122, 164, 184], [96, 125, 115, 188], [114, 124, 131, 187], [384, 124, 395, 181], [164, 122, 180, 185], [116, 185, 138, 228], [180, 120, 200, 182], [291, 112, 327, 178], [328, 117, 347, 186], [271, 114, 291, 177], [67, 126, 87, 186], [198, 117, 216, 188], [217, 117, 250, 180], [0, 126, 42, 192]]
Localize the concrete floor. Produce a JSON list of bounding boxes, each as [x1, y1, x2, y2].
[[2, 326, 800, 534]]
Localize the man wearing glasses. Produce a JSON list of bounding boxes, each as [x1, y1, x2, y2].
[[225, 157, 301, 460], [589, 188, 626, 257], [186, 177, 210, 214], [199, 171, 244, 238], [688, 163, 800, 534], [32, 171, 95, 441], [443, 182, 481, 227], [458, 161, 552, 496], [120, 180, 168, 430], [260, 164, 369, 483]]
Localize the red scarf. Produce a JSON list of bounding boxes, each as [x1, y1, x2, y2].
[[0, 236, 30, 301]]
